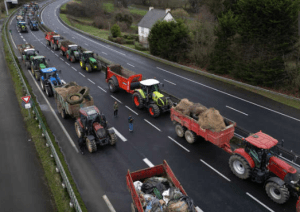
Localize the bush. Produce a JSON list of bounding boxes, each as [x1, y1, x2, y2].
[[111, 24, 121, 38], [93, 16, 109, 30], [125, 39, 135, 44], [171, 8, 189, 22], [134, 42, 148, 51], [66, 2, 86, 17], [118, 21, 128, 31], [113, 9, 133, 28], [115, 37, 126, 44]]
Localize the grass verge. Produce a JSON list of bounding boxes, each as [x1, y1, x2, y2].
[[2, 14, 87, 212]]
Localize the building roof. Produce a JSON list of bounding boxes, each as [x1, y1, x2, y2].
[[138, 9, 170, 29]]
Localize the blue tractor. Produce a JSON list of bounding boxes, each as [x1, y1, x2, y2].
[[39, 67, 63, 97], [29, 19, 39, 31]]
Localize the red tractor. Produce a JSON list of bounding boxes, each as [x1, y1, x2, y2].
[[74, 106, 117, 153], [45, 32, 64, 51], [229, 130, 300, 205]]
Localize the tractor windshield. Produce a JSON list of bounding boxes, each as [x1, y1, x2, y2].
[[26, 50, 36, 56], [84, 53, 94, 58], [45, 72, 57, 79], [69, 46, 78, 51], [150, 84, 159, 92], [35, 58, 45, 65]]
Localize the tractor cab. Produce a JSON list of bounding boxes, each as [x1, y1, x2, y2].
[[40, 67, 62, 86], [23, 48, 37, 60], [68, 44, 78, 51], [82, 51, 94, 61], [52, 35, 63, 42], [139, 79, 167, 106], [79, 106, 107, 130], [32, 56, 47, 70]]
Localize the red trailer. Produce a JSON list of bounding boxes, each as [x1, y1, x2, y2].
[[45, 32, 64, 51], [126, 160, 199, 212], [105, 64, 142, 93], [170, 107, 236, 152]]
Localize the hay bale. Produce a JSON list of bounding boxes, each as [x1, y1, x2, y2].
[[175, 98, 193, 115], [198, 108, 226, 132], [190, 103, 207, 116]]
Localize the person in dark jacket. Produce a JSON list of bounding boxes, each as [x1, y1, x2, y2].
[[113, 102, 118, 117], [128, 115, 134, 132]]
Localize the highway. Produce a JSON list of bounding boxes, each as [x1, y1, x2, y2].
[[8, 0, 300, 211]]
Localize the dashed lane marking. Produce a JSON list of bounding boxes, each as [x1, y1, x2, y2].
[[127, 63, 135, 67], [168, 136, 190, 152], [98, 86, 107, 93], [110, 127, 127, 142], [143, 158, 154, 167], [72, 67, 77, 71], [111, 95, 122, 104], [102, 195, 116, 212], [125, 106, 138, 115], [164, 79, 176, 85], [144, 119, 161, 132], [246, 193, 274, 212], [79, 72, 85, 77], [200, 159, 231, 182], [226, 106, 248, 116], [102, 52, 107, 55], [65, 62, 70, 66], [88, 79, 95, 84]]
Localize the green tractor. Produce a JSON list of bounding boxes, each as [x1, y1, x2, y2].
[[79, 51, 101, 72], [132, 79, 174, 117], [30, 56, 49, 81]]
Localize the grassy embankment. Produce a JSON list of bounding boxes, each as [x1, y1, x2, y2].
[[2, 11, 87, 212]]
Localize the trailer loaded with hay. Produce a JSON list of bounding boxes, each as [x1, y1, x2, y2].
[[126, 160, 200, 212], [54, 82, 94, 119]]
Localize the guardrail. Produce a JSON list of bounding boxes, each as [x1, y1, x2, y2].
[[3, 6, 82, 212]]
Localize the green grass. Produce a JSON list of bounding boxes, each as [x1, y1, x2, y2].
[[128, 7, 147, 16], [103, 2, 114, 13], [3, 9, 87, 212]]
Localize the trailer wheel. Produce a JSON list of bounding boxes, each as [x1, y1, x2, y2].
[[109, 133, 117, 145], [148, 104, 160, 118], [60, 109, 67, 119], [108, 80, 118, 93], [86, 137, 97, 153], [59, 49, 64, 56], [40, 80, 45, 91], [184, 130, 196, 144], [75, 122, 83, 138], [131, 203, 137, 212], [175, 124, 185, 138], [265, 181, 290, 204], [45, 86, 53, 97], [132, 92, 144, 109], [229, 154, 251, 179]]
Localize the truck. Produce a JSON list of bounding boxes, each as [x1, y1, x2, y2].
[[79, 51, 102, 72], [58, 40, 80, 62], [45, 32, 64, 51], [30, 56, 49, 80], [17, 44, 39, 69], [106, 64, 179, 117], [38, 67, 63, 97], [171, 106, 300, 208], [17, 21, 28, 33], [126, 160, 200, 212]]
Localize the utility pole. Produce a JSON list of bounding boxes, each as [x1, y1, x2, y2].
[[4, 0, 9, 16]]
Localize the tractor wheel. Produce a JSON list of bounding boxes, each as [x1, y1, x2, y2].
[[265, 181, 290, 204], [40, 80, 45, 91], [109, 133, 117, 145], [60, 109, 67, 119], [229, 154, 251, 179], [66, 53, 70, 60], [53, 44, 58, 51], [108, 80, 118, 93], [45, 86, 53, 97], [184, 130, 196, 144], [70, 56, 75, 63], [75, 122, 83, 138], [35, 72, 40, 81], [59, 49, 64, 56], [175, 124, 185, 138], [66, 93, 83, 105], [148, 104, 160, 118], [80, 60, 86, 69], [132, 92, 144, 109], [25, 61, 30, 69], [86, 64, 92, 72], [86, 137, 97, 153]]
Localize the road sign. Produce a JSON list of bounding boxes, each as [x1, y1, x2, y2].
[[25, 103, 31, 109], [21, 95, 31, 104]]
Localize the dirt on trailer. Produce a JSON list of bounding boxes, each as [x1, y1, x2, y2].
[[55, 82, 84, 100], [109, 64, 136, 78], [175, 98, 226, 132]]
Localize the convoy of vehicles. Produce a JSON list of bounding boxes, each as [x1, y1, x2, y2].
[[38, 67, 63, 97], [79, 51, 102, 72], [58, 40, 80, 62], [18, 44, 39, 69]]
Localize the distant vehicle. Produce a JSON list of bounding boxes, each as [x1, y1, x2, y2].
[[17, 21, 28, 33], [38, 67, 63, 97]]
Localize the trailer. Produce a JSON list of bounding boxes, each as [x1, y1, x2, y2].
[[126, 160, 199, 212], [45, 32, 64, 50], [58, 40, 80, 62]]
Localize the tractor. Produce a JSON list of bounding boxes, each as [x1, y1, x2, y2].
[[29, 19, 38, 31], [74, 106, 117, 153], [132, 79, 174, 117], [65, 44, 80, 62], [79, 51, 101, 72], [229, 131, 300, 205], [31, 56, 49, 80], [39, 67, 63, 97], [17, 22, 28, 33], [21, 48, 39, 69]]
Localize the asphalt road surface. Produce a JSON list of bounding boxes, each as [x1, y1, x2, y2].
[[0, 19, 54, 212], [7, 0, 300, 211]]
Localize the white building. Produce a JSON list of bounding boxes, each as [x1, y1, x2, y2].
[[138, 7, 175, 47]]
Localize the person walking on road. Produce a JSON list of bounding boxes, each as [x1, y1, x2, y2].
[[114, 102, 118, 117], [128, 115, 134, 132]]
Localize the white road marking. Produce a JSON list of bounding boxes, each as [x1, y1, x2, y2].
[[20, 36, 23, 38], [23, 39, 26, 42], [71, 67, 77, 71], [144, 119, 161, 132], [9, 32, 17, 49], [125, 106, 138, 115], [72, 37, 75, 39], [65, 62, 70, 66], [156, 67, 300, 122], [200, 159, 231, 182], [60, 58, 64, 61], [168, 136, 190, 152], [51, 50, 54, 53], [79, 72, 85, 77], [27, 70, 79, 153], [10, 15, 15, 25], [47, 47, 50, 50], [226, 105, 248, 116], [98, 86, 107, 93], [195, 206, 204, 212], [84, 43, 88, 46], [143, 158, 154, 167], [111, 95, 122, 104], [110, 127, 127, 142], [127, 63, 135, 67], [246, 193, 274, 212], [88, 79, 95, 84], [61, 79, 66, 84], [102, 195, 116, 212], [102, 52, 107, 55], [55, 54, 58, 57], [164, 79, 176, 85]]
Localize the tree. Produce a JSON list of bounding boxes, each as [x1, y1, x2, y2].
[[148, 20, 192, 62], [111, 24, 122, 37], [189, 0, 201, 13], [171, 8, 189, 22]]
